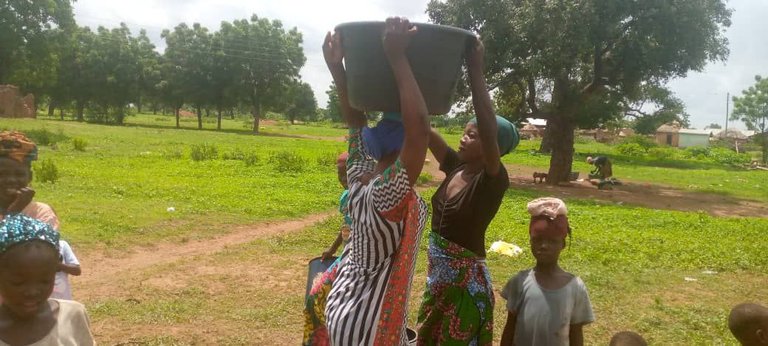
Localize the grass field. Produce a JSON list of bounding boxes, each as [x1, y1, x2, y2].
[[2, 115, 767, 345]]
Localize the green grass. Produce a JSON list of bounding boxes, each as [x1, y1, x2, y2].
[[434, 128, 767, 202], [91, 191, 767, 344], [6, 117, 762, 344], [3, 118, 346, 247]]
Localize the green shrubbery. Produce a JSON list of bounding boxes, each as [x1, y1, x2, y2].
[[34, 159, 59, 183], [190, 143, 219, 161]]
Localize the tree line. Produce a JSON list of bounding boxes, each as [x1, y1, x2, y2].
[[1, 1, 316, 132]]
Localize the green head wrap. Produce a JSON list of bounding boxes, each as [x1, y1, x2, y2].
[[469, 115, 520, 156]]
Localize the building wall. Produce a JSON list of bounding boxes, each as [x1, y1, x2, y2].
[[678, 133, 709, 148], [655, 132, 679, 147]]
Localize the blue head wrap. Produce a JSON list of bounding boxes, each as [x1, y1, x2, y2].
[[362, 112, 404, 160], [0, 214, 60, 255], [469, 115, 520, 156]]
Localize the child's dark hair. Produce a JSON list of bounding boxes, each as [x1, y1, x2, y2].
[[729, 303, 768, 344]]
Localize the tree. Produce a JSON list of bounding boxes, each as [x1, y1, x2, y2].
[[623, 85, 689, 134], [134, 30, 162, 115], [732, 75, 768, 164], [284, 81, 317, 124], [0, 0, 75, 83], [705, 123, 722, 130], [428, 0, 731, 183], [161, 23, 213, 130], [219, 15, 305, 133], [86, 24, 142, 124], [325, 82, 342, 122]]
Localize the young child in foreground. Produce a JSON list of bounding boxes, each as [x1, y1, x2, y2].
[[500, 197, 594, 346], [0, 214, 94, 345], [52, 239, 82, 300], [729, 302, 768, 345]]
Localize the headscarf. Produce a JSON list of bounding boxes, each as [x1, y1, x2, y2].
[[337, 152, 349, 169], [468, 115, 520, 156], [0, 131, 38, 165], [527, 197, 569, 238], [0, 214, 60, 255], [362, 112, 404, 160]]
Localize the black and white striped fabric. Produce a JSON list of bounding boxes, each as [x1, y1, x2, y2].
[[325, 128, 427, 345]]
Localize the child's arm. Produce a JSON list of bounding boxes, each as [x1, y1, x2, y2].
[[322, 231, 344, 260], [59, 263, 82, 276], [500, 311, 517, 346], [569, 324, 584, 346]]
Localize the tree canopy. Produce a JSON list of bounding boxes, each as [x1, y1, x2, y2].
[[428, 0, 731, 183], [732, 75, 768, 163]]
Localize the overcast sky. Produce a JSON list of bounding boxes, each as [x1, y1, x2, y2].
[[73, 0, 766, 130]]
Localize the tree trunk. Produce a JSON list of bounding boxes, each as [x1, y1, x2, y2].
[[48, 103, 55, 117], [539, 128, 553, 153], [230, 108, 235, 120], [252, 103, 261, 134], [59, 108, 64, 120], [205, 108, 210, 117], [137, 96, 142, 114], [175, 108, 180, 128], [217, 107, 222, 130], [546, 115, 576, 184], [196, 105, 203, 130], [76, 101, 85, 122]]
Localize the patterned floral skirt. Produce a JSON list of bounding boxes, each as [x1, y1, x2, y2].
[[416, 233, 494, 346], [302, 256, 343, 346]]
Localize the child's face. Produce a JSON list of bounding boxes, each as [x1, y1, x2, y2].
[[0, 243, 58, 319], [530, 234, 565, 264], [0, 158, 31, 206]]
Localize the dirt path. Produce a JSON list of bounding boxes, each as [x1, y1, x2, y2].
[[77, 211, 336, 298], [504, 165, 768, 218]]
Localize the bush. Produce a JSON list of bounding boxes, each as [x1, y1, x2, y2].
[[616, 142, 647, 157], [647, 147, 677, 160], [621, 135, 658, 149], [709, 147, 752, 166], [269, 151, 306, 173], [33, 159, 59, 183], [243, 152, 260, 166], [315, 152, 339, 167], [23, 128, 68, 146], [190, 143, 218, 161], [684, 146, 711, 160], [72, 137, 88, 151], [222, 148, 246, 161]]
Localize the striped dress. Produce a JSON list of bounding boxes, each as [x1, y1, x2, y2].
[[325, 128, 428, 345]]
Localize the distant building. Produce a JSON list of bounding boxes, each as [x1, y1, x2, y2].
[[655, 122, 711, 148]]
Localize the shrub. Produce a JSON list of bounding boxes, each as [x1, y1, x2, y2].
[[222, 148, 246, 161], [23, 128, 68, 146], [616, 142, 647, 157], [684, 146, 711, 160], [33, 159, 59, 183], [269, 151, 306, 173], [709, 147, 752, 166], [621, 135, 658, 149], [647, 147, 677, 160], [190, 143, 218, 161], [243, 152, 260, 166], [72, 137, 88, 151]]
